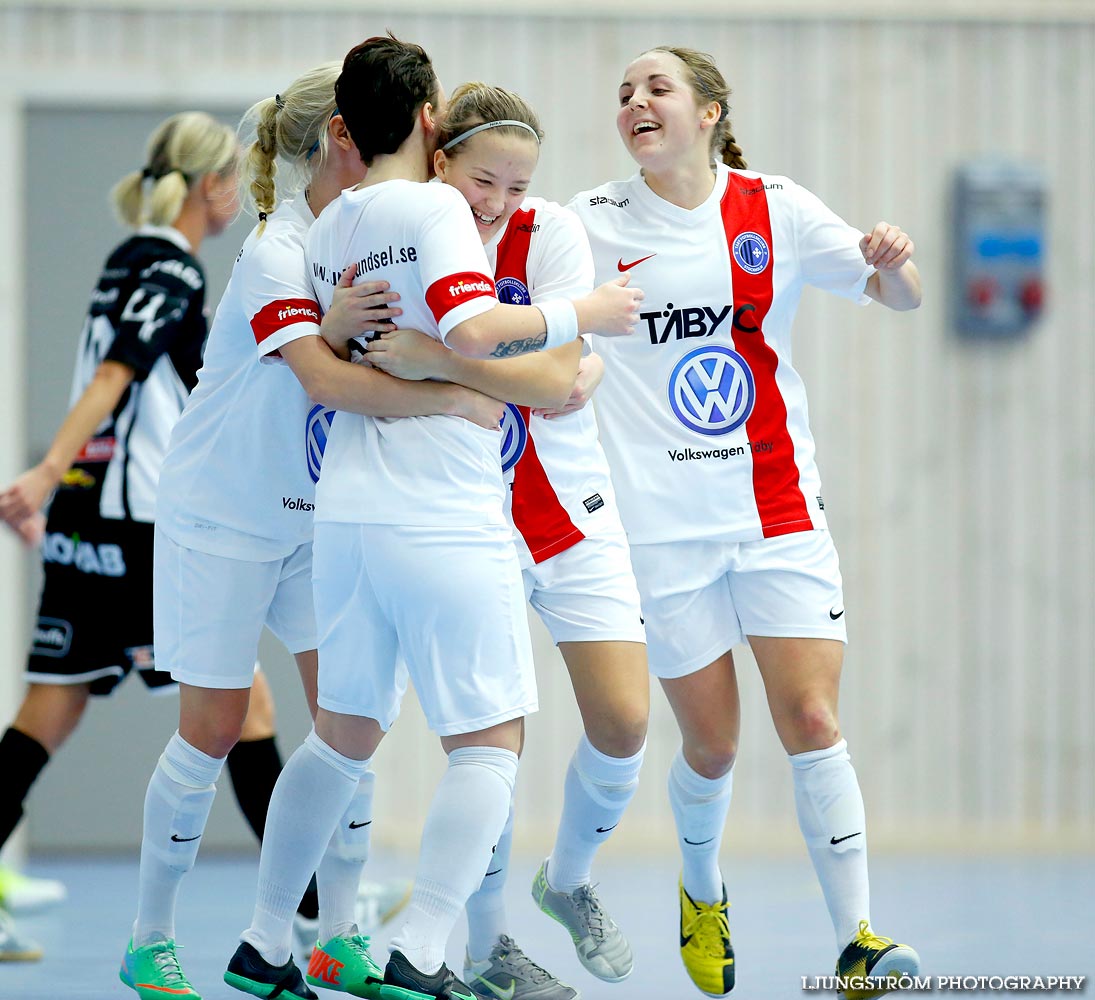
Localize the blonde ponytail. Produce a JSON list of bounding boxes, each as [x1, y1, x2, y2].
[[246, 96, 280, 233], [238, 62, 341, 227], [110, 111, 238, 229], [110, 170, 145, 227]]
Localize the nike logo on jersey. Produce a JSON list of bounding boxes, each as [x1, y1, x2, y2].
[[830, 832, 862, 845], [683, 836, 714, 846], [618, 254, 656, 271], [485, 869, 503, 877], [170, 834, 201, 843], [596, 824, 618, 834], [829, 608, 845, 620], [348, 820, 372, 829]]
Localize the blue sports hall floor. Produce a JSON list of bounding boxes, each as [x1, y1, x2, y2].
[[3, 852, 1092, 999]]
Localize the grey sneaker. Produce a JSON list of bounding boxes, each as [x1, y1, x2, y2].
[[464, 935, 580, 1000], [0, 908, 42, 962], [531, 862, 632, 983]]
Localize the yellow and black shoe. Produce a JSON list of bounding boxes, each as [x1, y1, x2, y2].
[[835, 921, 920, 999], [678, 879, 734, 997]]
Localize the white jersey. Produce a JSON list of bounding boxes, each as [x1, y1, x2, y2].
[[486, 197, 620, 568], [157, 197, 322, 560], [571, 162, 873, 546], [306, 180, 502, 526]]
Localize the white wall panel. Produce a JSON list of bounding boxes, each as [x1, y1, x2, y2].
[[0, 6, 1091, 853]]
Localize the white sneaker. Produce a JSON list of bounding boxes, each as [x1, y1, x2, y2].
[[355, 877, 412, 933], [0, 865, 66, 914]]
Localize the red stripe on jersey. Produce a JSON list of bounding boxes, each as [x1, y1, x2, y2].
[[250, 298, 321, 346], [74, 436, 115, 463], [497, 209, 585, 563], [424, 271, 497, 324], [721, 175, 813, 538]]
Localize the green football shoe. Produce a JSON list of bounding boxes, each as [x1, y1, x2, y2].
[[119, 936, 201, 999], [306, 932, 385, 997]]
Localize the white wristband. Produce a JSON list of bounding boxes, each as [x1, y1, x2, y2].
[[537, 298, 579, 351]]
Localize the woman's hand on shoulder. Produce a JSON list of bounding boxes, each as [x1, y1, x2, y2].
[[321, 262, 402, 352]]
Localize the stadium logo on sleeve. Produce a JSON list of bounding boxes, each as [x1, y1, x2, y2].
[[732, 232, 771, 274], [499, 403, 528, 473], [667, 346, 755, 436], [306, 404, 336, 484], [495, 277, 531, 306]]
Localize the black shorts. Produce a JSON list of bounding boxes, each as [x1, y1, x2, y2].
[[26, 509, 175, 696]]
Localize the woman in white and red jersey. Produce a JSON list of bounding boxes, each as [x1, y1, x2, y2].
[[121, 63, 504, 1000], [226, 36, 642, 1000], [362, 82, 650, 1000], [569, 46, 922, 999]]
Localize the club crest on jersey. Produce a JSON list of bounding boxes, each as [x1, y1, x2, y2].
[[732, 231, 770, 274], [499, 403, 528, 473], [306, 404, 336, 484], [496, 276, 531, 306], [668, 346, 755, 436]]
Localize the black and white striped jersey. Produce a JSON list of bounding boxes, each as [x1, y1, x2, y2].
[[61, 225, 207, 523]]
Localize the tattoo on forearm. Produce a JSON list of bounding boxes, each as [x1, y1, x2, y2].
[[489, 334, 547, 358]]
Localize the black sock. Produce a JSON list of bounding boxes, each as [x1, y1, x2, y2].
[[0, 728, 51, 851], [224, 735, 320, 919], [299, 875, 320, 920], [225, 735, 282, 842]]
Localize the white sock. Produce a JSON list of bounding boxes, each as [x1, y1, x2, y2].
[[464, 795, 514, 963], [546, 735, 644, 893], [134, 732, 224, 945], [242, 731, 369, 965], [668, 748, 733, 905], [390, 746, 518, 975], [318, 770, 376, 944], [790, 738, 870, 949]]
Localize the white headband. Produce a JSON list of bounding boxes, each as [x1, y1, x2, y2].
[[442, 119, 540, 151]]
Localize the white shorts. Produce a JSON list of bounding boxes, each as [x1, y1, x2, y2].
[[313, 521, 537, 736], [629, 529, 846, 679], [154, 527, 316, 689], [523, 527, 646, 646]]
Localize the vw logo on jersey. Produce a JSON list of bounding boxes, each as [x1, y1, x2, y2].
[[496, 276, 531, 306], [668, 345, 755, 436], [732, 231, 770, 274], [499, 403, 528, 472], [306, 404, 336, 484]]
